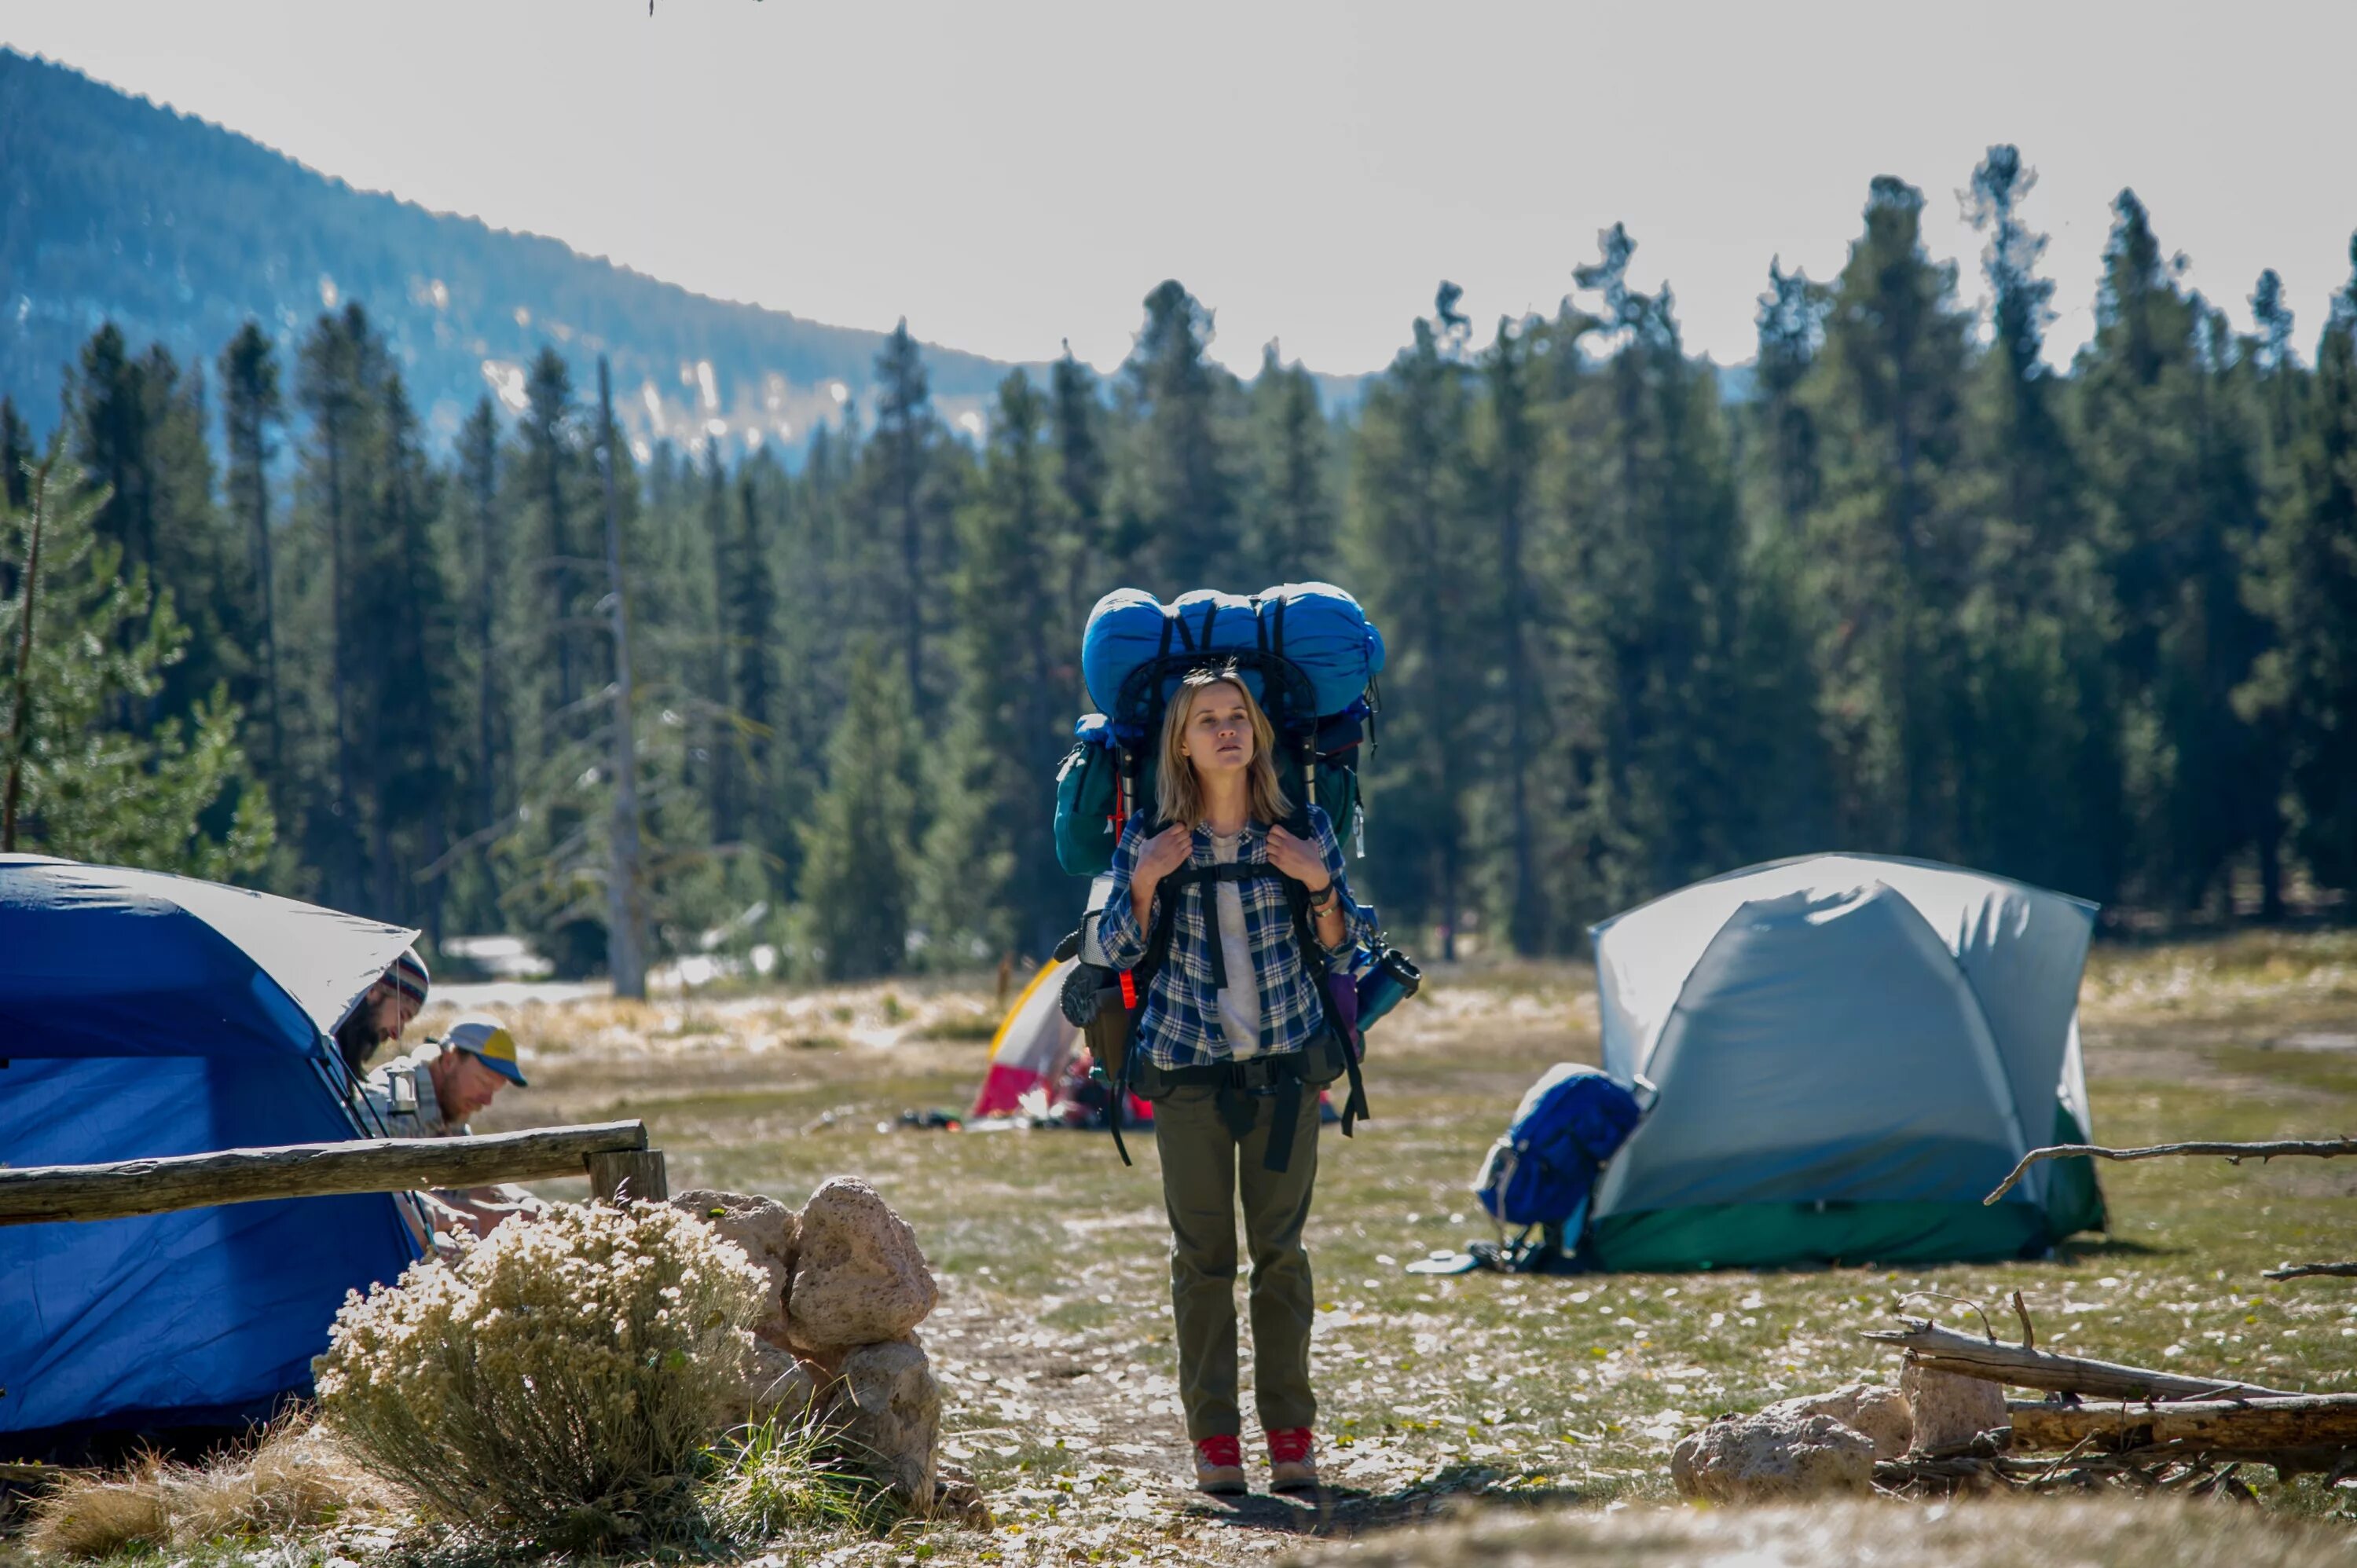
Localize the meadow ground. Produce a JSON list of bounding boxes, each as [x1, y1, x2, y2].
[[10, 933, 2354, 1566], [438, 930, 2357, 1565]]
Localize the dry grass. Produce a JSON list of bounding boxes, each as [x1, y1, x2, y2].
[[22, 1418, 397, 1559], [1295, 1496, 2357, 1568]]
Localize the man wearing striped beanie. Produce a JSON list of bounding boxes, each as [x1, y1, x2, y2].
[[335, 947, 431, 1077]]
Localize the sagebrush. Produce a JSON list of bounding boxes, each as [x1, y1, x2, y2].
[[315, 1201, 768, 1543]]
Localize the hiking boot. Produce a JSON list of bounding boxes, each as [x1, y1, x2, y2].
[[1193, 1434, 1247, 1495], [1266, 1427, 1318, 1491]]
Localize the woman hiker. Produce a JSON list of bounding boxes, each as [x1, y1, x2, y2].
[[1096, 665, 1373, 1495]]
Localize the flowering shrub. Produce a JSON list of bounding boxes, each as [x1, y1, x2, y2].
[[316, 1201, 769, 1543]]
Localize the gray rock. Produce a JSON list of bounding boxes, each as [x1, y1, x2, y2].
[[1761, 1383, 1913, 1460], [786, 1178, 938, 1353], [1670, 1410, 1876, 1504], [739, 1339, 819, 1425], [1904, 1361, 2009, 1453], [827, 1338, 940, 1506], [673, 1189, 799, 1348]]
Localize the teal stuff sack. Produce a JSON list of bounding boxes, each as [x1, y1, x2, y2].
[[1054, 716, 1123, 876]]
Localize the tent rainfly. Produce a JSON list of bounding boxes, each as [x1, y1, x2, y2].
[[1585, 854, 2107, 1271], [0, 855, 424, 1456]]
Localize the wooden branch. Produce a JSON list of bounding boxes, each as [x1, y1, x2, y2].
[[1985, 1136, 2357, 1204], [2006, 1394, 2357, 1453], [2263, 1261, 2357, 1281], [1878, 1447, 2329, 1490], [1860, 1319, 2297, 1401], [0, 1122, 648, 1227]]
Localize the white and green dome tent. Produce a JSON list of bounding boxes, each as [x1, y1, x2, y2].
[[1586, 855, 2107, 1271]]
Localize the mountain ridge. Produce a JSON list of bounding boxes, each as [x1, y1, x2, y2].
[[0, 47, 1054, 454]]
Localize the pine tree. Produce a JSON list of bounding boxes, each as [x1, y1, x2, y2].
[[1343, 287, 1483, 953], [0, 400, 29, 515], [218, 322, 285, 776], [1804, 178, 1975, 858], [1954, 146, 2111, 896], [454, 397, 508, 846], [2073, 192, 2269, 910], [728, 468, 780, 889], [1560, 227, 1746, 904], [347, 370, 462, 930], [1477, 313, 1550, 951], [0, 397, 31, 604], [68, 328, 247, 727], [701, 437, 740, 847], [2241, 269, 2302, 917], [520, 347, 585, 718], [926, 369, 1075, 962], [1, 445, 273, 877], [1246, 343, 1332, 581], [1047, 343, 1115, 633], [870, 321, 948, 712], [291, 303, 384, 907], [1113, 280, 1241, 590], [2242, 236, 2357, 893], [796, 642, 918, 980]]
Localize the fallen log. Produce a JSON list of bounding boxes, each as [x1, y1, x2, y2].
[[1985, 1136, 2357, 1205], [2263, 1261, 2357, 1281], [1860, 1318, 2297, 1401], [0, 1121, 649, 1226], [2005, 1394, 2357, 1453]]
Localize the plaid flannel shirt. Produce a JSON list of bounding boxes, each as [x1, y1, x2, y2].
[[1097, 804, 1376, 1072]]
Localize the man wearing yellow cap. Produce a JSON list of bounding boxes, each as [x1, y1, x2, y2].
[[363, 1015, 546, 1239]]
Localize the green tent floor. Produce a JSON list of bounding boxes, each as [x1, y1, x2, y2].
[[1587, 1199, 2059, 1272]]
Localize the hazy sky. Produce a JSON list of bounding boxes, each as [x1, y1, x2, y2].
[[5, 0, 2355, 377]]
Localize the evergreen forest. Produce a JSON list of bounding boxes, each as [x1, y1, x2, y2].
[[6, 148, 2357, 981]]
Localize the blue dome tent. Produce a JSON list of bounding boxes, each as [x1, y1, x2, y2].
[[0, 855, 425, 1455]]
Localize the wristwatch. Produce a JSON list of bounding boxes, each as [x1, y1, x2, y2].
[[1307, 881, 1338, 910]]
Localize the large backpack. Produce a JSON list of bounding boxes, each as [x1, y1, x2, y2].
[[1472, 1063, 1646, 1269], [1050, 583, 1391, 1166]]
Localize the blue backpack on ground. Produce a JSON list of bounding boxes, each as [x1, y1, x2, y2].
[[1472, 1063, 1645, 1271]]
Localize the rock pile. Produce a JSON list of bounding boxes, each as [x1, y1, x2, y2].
[[672, 1178, 981, 1523], [1670, 1368, 2003, 1504]]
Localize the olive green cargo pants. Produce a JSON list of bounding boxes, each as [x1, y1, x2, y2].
[[1152, 1083, 1321, 1441]]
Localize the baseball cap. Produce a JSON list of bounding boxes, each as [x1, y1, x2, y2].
[[444, 1016, 528, 1086]]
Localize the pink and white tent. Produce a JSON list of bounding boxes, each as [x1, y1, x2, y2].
[[970, 960, 1083, 1117]]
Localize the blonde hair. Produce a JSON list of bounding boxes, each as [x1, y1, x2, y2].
[[1156, 666, 1292, 828]]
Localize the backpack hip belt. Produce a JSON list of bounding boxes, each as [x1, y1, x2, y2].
[[1131, 1032, 1354, 1174]]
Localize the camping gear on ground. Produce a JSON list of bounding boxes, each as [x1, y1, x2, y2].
[[1582, 853, 2108, 1271], [1469, 1063, 1648, 1273], [0, 855, 425, 1457]]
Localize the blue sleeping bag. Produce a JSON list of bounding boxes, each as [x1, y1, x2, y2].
[[1082, 583, 1385, 720]]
